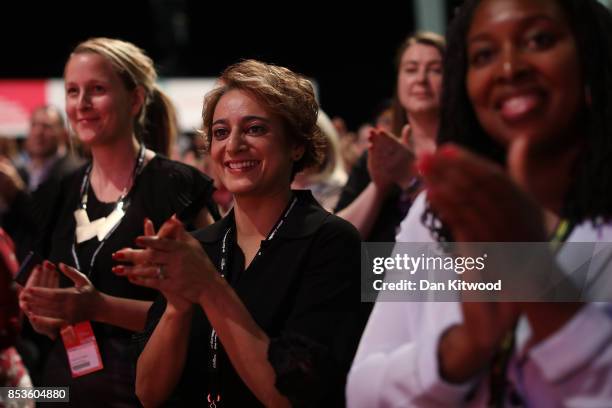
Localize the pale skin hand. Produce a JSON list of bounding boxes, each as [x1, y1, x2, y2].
[[20, 263, 103, 325], [19, 262, 65, 339], [367, 126, 416, 190], [418, 143, 578, 383], [20, 262, 152, 333], [336, 127, 414, 238], [19, 210, 212, 333], [116, 218, 290, 407]]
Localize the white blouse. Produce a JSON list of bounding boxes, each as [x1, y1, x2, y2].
[[347, 192, 612, 407]]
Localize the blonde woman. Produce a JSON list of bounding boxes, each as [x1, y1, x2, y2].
[[18, 38, 217, 406]]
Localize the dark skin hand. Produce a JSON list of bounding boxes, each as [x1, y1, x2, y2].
[[418, 142, 581, 383]]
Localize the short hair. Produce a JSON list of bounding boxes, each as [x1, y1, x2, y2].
[[201, 59, 326, 179], [392, 32, 446, 137], [438, 0, 612, 225], [68, 37, 177, 156]]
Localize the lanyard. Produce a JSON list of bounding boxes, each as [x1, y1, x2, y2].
[[207, 195, 298, 407], [550, 219, 573, 253], [71, 144, 146, 276]]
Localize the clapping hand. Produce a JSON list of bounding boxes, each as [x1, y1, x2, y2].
[[113, 217, 217, 311], [20, 262, 102, 334]]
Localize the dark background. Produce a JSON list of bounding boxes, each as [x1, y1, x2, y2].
[[1, 1, 461, 130]]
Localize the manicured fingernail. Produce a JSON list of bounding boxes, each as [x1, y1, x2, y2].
[[112, 252, 125, 260], [417, 153, 434, 175], [440, 145, 458, 159], [43, 260, 55, 270], [112, 266, 125, 275]]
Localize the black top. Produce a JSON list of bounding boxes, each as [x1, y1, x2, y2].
[[334, 152, 410, 242], [136, 190, 368, 407], [35, 156, 218, 407]]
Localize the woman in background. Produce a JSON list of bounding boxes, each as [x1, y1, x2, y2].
[[292, 109, 348, 211], [335, 32, 444, 241]]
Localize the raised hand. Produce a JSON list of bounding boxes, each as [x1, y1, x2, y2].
[[19, 262, 65, 339], [20, 262, 102, 326], [367, 127, 416, 190], [135, 217, 192, 313], [113, 217, 216, 307], [419, 144, 547, 242]]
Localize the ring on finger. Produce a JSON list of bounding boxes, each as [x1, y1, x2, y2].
[[156, 265, 167, 280]]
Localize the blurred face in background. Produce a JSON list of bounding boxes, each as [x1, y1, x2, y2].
[[25, 108, 64, 160], [466, 0, 583, 146], [397, 43, 443, 116]]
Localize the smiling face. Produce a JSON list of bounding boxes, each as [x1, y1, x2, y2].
[[64, 52, 142, 147], [466, 0, 584, 146], [210, 89, 303, 198], [397, 43, 443, 116]]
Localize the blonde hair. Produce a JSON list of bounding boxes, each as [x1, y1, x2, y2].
[[309, 110, 347, 185], [201, 59, 326, 178], [69, 37, 177, 155]]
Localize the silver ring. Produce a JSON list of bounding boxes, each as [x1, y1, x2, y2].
[[156, 265, 167, 280]]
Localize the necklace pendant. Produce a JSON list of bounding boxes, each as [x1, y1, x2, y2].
[[75, 215, 107, 243], [96, 206, 125, 241], [73, 204, 126, 244], [74, 208, 90, 226]]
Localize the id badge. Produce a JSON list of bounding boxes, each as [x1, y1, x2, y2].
[[60, 321, 104, 378]]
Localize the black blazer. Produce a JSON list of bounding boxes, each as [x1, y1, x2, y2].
[[139, 190, 368, 407]]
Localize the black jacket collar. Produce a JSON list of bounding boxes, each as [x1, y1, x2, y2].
[[194, 190, 330, 244]]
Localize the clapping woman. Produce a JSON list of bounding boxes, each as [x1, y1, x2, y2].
[[18, 38, 218, 407], [116, 60, 365, 407]]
